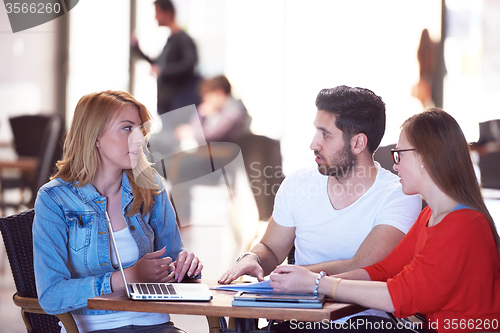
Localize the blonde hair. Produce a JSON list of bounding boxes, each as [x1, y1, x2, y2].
[[52, 90, 160, 216]]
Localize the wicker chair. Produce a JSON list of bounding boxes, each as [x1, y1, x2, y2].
[[0, 209, 78, 333]]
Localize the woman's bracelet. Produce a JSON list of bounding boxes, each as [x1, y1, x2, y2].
[[331, 277, 343, 301], [313, 271, 327, 296]]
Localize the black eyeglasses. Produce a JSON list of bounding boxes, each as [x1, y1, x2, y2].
[[391, 148, 416, 165]]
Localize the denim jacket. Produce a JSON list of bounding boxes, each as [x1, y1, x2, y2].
[[33, 172, 184, 315]]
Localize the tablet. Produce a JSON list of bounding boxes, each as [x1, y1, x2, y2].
[[232, 291, 325, 308], [234, 291, 324, 303]]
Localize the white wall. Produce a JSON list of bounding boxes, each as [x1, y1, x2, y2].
[[0, 6, 60, 143]]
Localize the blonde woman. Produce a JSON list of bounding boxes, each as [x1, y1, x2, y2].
[[33, 91, 202, 333], [270, 109, 500, 332]]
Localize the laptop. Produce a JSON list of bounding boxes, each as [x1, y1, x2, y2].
[[105, 212, 213, 301]]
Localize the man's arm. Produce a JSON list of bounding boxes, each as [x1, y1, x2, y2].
[[218, 217, 295, 284], [130, 35, 153, 64], [302, 224, 404, 275]]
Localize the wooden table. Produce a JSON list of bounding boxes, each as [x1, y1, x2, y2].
[[0, 156, 39, 172], [88, 280, 365, 332], [0, 156, 39, 211], [470, 141, 500, 156]]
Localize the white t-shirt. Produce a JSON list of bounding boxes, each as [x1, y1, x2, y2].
[[272, 164, 421, 322], [61, 227, 170, 333], [273, 164, 421, 266]]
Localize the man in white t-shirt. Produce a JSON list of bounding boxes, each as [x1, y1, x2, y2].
[[218, 86, 421, 321]]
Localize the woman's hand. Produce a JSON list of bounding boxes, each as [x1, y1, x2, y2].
[[270, 265, 317, 294], [128, 247, 176, 283], [173, 250, 203, 283]]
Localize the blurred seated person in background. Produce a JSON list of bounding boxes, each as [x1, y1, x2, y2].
[[168, 75, 252, 226], [271, 109, 500, 332], [33, 91, 203, 333], [176, 75, 252, 145], [219, 86, 422, 324]]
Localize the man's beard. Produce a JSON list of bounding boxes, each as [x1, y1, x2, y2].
[[315, 142, 357, 180]]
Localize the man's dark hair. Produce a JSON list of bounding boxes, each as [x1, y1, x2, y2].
[[200, 75, 232, 96], [315, 85, 386, 154], [154, 0, 175, 13]]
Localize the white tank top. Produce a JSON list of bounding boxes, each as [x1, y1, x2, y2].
[[61, 227, 170, 333]]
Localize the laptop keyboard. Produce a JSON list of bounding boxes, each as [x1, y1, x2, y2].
[[138, 283, 177, 295]]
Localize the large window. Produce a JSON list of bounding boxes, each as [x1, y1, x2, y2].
[[66, 0, 130, 126], [443, 0, 500, 142], [131, 0, 442, 174]]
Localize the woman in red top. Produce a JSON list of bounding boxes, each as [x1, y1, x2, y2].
[[270, 108, 500, 332]]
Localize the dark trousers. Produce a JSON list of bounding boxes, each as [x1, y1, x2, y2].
[[89, 321, 185, 333]]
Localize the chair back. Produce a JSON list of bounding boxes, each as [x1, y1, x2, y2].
[[0, 209, 63, 332], [287, 245, 295, 265], [479, 152, 500, 190], [475, 119, 500, 190], [374, 143, 397, 174], [8, 114, 64, 207], [477, 119, 500, 144], [235, 134, 284, 221], [9, 115, 51, 158], [35, 115, 63, 192]]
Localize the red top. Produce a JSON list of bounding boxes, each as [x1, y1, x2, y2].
[[364, 207, 500, 332]]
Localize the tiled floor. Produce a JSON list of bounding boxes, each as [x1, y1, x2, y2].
[[0, 254, 25, 333]]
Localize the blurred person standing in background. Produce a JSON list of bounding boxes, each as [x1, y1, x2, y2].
[[132, 0, 201, 117], [412, 29, 439, 108]]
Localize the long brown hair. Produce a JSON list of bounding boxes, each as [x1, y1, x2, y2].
[[403, 108, 500, 258], [52, 90, 160, 216]]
